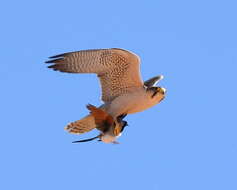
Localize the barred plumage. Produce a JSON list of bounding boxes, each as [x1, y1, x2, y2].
[[46, 48, 143, 102], [46, 48, 166, 143]]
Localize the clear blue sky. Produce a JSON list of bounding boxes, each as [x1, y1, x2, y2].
[[1, 0, 236, 189]]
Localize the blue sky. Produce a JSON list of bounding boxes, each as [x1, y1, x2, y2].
[[1, 0, 236, 189]]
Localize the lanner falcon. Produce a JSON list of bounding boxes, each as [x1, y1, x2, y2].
[[46, 48, 166, 143]]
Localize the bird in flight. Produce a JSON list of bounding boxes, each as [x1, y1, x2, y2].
[[46, 48, 166, 143], [72, 104, 128, 144]]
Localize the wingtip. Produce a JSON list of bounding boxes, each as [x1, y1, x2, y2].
[[86, 104, 99, 114], [159, 75, 164, 80], [45, 58, 64, 64], [72, 135, 100, 143], [48, 53, 67, 59], [86, 103, 95, 109], [45, 60, 52, 64], [47, 64, 56, 70]]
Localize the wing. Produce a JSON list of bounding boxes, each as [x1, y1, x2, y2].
[[46, 48, 143, 102], [86, 104, 114, 133], [144, 75, 164, 88]]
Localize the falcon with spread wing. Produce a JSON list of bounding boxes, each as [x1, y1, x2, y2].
[[46, 48, 166, 143]]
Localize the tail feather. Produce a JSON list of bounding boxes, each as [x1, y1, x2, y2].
[[65, 114, 96, 134]]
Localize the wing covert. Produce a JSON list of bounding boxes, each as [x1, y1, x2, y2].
[[46, 48, 143, 102]]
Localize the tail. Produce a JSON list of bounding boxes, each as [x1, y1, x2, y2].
[[64, 114, 96, 134]]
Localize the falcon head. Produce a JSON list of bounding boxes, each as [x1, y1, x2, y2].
[[145, 75, 166, 103], [147, 86, 166, 105]]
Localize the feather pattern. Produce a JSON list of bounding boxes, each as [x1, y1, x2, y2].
[[46, 48, 143, 102]]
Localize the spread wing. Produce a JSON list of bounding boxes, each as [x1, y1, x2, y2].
[[86, 104, 114, 133], [46, 48, 143, 102]]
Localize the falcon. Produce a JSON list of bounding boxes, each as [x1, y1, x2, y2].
[[46, 48, 166, 143]]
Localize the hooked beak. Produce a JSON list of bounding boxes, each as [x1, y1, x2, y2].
[[72, 135, 100, 143]]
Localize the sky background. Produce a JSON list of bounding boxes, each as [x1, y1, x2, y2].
[[0, 0, 236, 189]]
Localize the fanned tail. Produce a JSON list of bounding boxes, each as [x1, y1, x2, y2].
[[64, 114, 96, 134]]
